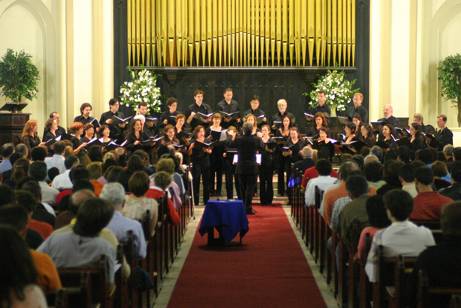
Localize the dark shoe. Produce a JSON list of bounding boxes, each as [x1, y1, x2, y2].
[[246, 209, 256, 215]]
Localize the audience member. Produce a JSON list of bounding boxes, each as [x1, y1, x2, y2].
[[365, 189, 435, 282], [411, 166, 453, 221], [51, 155, 79, 190], [29, 161, 59, 205], [44, 141, 66, 174], [399, 164, 418, 198], [305, 159, 337, 207], [124, 171, 158, 223], [440, 161, 461, 200], [364, 161, 385, 190]]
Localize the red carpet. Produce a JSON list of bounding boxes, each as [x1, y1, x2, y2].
[[167, 205, 326, 308]]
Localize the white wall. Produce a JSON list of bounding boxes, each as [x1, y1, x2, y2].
[[0, 0, 114, 132]]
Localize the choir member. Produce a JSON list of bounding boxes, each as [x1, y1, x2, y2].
[[223, 126, 240, 200], [143, 116, 159, 138], [67, 122, 88, 154], [99, 98, 127, 140], [243, 114, 260, 136], [435, 114, 453, 151], [74, 102, 100, 129], [189, 125, 212, 205], [260, 124, 275, 205], [339, 123, 359, 154], [314, 127, 335, 160], [42, 118, 62, 143], [285, 127, 307, 165], [126, 118, 144, 153], [216, 87, 240, 128], [412, 113, 433, 134], [208, 113, 226, 196], [136, 102, 149, 117], [307, 112, 328, 138], [377, 104, 399, 127], [409, 123, 426, 155], [43, 112, 66, 137], [377, 123, 397, 150], [271, 99, 296, 131], [81, 123, 95, 143], [311, 91, 331, 116], [352, 113, 363, 134], [159, 97, 180, 128], [358, 124, 376, 149], [175, 114, 190, 145], [243, 95, 267, 126], [186, 89, 213, 129], [158, 124, 180, 157], [98, 124, 112, 145], [346, 92, 368, 123], [21, 120, 45, 151], [275, 115, 292, 196]]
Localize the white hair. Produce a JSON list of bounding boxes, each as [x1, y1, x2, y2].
[[133, 114, 145, 124], [277, 99, 287, 107], [100, 182, 126, 208]]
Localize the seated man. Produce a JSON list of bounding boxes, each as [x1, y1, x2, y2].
[[440, 161, 461, 201], [411, 166, 453, 221], [411, 202, 461, 307], [366, 190, 435, 282], [38, 198, 117, 284], [101, 183, 147, 259], [29, 161, 59, 206], [304, 159, 337, 207]]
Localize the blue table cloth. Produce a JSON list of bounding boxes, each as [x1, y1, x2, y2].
[[199, 200, 249, 242]]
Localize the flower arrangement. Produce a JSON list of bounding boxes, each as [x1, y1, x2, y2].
[[304, 70, 359, 112], [120, 69, 162, 114]]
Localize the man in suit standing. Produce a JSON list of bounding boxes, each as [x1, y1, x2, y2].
[[233, 123, 262, 215]]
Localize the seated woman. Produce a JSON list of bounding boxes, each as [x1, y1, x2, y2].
[[314, 127, 335, 160], [0, 225, 48, 307], [21, 120, 45, 152], [307, 112, 328, 138], [356, 195, 390, 261], [376, 123, 397, 150], [123, 171, 158, 234]]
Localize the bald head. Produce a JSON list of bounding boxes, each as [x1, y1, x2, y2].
[[384, 104, 393, 118]]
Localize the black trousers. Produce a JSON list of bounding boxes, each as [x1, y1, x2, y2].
[[239, 174, 257, 213], [209, 151, 223, 194], [224, 159, 241, 199], [192, 163, 210, 205], [259, 164, 273, 205]]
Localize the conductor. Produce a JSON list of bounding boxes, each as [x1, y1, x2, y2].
[[232, 122, 262, 215]]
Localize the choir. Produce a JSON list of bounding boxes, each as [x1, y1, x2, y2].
[[19, 89, 454, 207]]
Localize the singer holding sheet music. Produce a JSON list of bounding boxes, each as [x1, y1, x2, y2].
[[260, 124, 275, 205], [21, 120, 45, 152], [74, 102, 100, 129], [217, 88, 241, 128], [233, 122, 262, 215], [43, 118, 62, 143], [243, 96, 267, 127], [159, 97, 180, 128], [126, 119, 145, 153], [186, 89, 213, 129], [67, 122, 88, 155], [99, 98, 127, 140], [275, 115, 292, 196], [189, 125, 212, 205], [271, 99, 296, 131], [207, 113, 226, 196], [377, 123, 397, 150]]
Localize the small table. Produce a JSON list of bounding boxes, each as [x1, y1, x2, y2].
[[199, 200, 249, 245]]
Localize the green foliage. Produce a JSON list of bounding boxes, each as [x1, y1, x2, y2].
[[303, 70, 359, 112], [438, 54, 461, 103], [120, 69, 162, 114], [0, 49, 39, 103]]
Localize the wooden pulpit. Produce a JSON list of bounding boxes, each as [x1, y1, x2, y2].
[[0, 112, 30, 145]]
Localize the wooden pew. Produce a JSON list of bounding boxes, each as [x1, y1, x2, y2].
[[417, 270, 461, 308], [58, 256, 112, 308]]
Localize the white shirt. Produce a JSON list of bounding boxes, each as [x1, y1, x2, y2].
[[330, 196, 352, 230], [51, 169, 72, 190], [39, 181, 59, 205], [305, 175, 337, 207], [365, 220, 435, 282], [45, 154, 66, 174], [402, 182, 418, 198]]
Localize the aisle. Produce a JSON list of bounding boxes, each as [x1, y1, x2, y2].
[[167, 205, 327, 308]]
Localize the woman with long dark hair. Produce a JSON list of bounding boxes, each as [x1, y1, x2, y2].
[[260, 124, 275, 205], [377, 123, 397, 150], [126, 118, 144, 153], [0, 226, 47, 307], [275, 115, 292, 196], [188, 125, 212, 205], [308, 112, 328, 138]]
